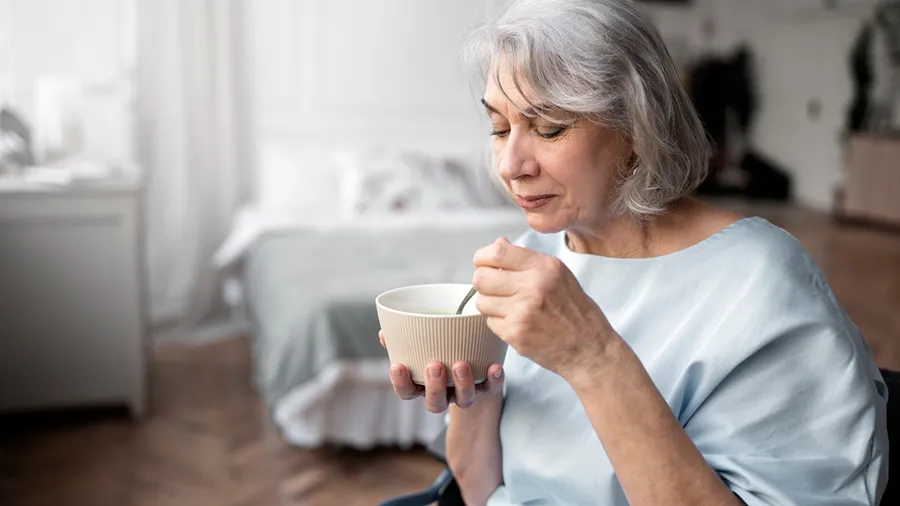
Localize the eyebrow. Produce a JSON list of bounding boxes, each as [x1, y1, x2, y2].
[[481, 97, 554, 119], [481, 98, 501, 115]]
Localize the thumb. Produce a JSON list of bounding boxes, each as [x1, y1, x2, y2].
[[484, 364, 505, 396], [495, 237, 510, 245]]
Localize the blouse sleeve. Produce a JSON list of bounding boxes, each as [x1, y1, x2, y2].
[[485, 485, 515, 505], [684, 318, 888, 505]]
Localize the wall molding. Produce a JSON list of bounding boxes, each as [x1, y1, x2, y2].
[[254, 0, 490, 149]]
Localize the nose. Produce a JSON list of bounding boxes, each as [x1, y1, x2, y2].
[[497, 131, 539, 181]]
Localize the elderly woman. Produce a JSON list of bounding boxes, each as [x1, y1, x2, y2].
[[380, 0, 888, 504]]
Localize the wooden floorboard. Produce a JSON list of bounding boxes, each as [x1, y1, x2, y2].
[[1, 200, 899, 505], [0, 337, 444, 506]]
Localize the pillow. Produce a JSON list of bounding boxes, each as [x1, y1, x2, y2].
[[456, 147, 516, 208], [334, 148, 514, 215]]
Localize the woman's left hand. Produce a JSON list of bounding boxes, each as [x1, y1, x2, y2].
[[472, 237, 617, 381]]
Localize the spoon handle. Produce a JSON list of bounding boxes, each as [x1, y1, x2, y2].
[[456, 286, 477, 315]]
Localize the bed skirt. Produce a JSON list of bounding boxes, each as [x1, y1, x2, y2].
[[272, 358, 446, 449]]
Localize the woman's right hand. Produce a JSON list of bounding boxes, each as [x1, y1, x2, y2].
[[379, 330, 504, 413]]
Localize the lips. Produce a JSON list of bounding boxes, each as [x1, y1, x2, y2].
[[515, 194, 556, 210]]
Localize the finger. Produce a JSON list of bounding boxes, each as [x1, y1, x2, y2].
[[477, 364, 505, 397], [473, 237, 536, 271], [450, 362, 476, 409], [485, 316, 511, 342], [378, 330, 386, 348], [423, 362, 449, 413], [389, 364, 422, 400], [472, 266, 519, 297], [474, 293, 510, 318]]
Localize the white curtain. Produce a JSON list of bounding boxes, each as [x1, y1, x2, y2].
[[136, 0, 255, 339]]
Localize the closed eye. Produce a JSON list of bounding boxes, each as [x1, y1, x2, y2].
[[537, 126, 566, 139]]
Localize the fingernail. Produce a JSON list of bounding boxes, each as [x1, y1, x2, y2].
[[493, 369, 503, 379], [428, 365, 442, 379], [390, 366, 402, 377], [453, 364, 469, 379]]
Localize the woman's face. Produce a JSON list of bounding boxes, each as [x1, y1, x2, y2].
[[483, 67, 632, 234]]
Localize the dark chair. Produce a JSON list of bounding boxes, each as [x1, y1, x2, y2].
[[378, 426, 463, 506], [380, 368, 900, 506], [880, 368, 900, 506], [377, 466, 460, 506]]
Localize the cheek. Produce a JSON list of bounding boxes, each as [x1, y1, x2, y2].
[[541, 150, 609, 196], [567, 174, 612, 215], [548, 154, 617, 217]]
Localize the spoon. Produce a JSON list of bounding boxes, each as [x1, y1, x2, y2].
[[456, 286, 477, 315]]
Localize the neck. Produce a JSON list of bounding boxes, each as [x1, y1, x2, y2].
[[565, 198, 699, 258]]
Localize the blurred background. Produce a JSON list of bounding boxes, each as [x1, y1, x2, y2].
[[0, 0, 898, 504]]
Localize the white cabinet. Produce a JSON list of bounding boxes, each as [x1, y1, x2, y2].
[[0, 178, 147, 417]]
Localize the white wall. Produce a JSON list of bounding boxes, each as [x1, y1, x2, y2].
[[0, 0, 136, 165], [248, 0, 498, 159], [0, 0, 133, 122], [645, 0, 878, 210], [643, 0, 716, 55]]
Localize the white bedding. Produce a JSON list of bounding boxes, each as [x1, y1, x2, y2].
[[213, 205, 527, 269], [215, 144, 527, 448], [214, 204, 528, 449]]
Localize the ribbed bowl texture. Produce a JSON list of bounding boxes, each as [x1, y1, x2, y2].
[[375, 283, 508, 386]]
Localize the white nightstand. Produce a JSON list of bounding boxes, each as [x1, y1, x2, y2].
[[0, 176, 148, 418]]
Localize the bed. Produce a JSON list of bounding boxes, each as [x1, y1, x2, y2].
[[213, 146, 528, 449]]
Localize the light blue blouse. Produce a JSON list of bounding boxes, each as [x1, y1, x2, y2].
[[485, 217, 888, 505]]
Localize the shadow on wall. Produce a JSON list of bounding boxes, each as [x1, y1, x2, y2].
[[685, 44, 793, 203]]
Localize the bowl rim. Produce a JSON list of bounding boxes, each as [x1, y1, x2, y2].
[[375, 283, 484, 319]]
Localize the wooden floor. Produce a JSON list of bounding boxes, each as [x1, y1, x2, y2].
[[0, 338, 444, 506], [1, 200, 899, 506]]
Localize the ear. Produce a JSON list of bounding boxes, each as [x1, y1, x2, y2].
[[617, 149, 639, 180], [630, 152, 641, 177], [609, 130, 637, 178]]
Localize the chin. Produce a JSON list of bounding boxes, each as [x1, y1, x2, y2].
[[522, 211, 568, 235]]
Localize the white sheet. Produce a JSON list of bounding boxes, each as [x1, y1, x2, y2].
[[213, 204, 528, 269]]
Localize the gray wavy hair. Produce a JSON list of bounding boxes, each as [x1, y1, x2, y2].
[[464, 0, 711, 217]]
